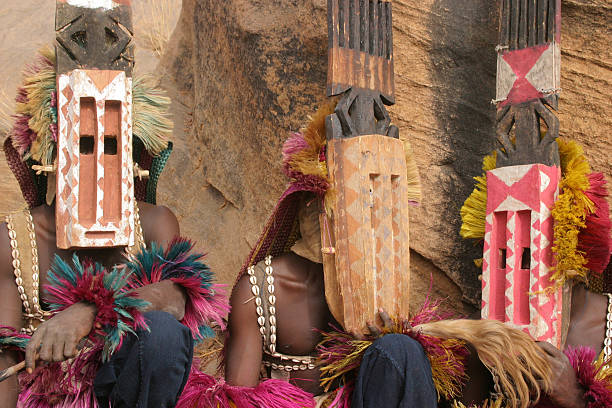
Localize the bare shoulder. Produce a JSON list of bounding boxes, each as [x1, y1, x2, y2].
[[137, 201, 180, 247], [271, 252, 320, 284], [229, 274, 256, 317]]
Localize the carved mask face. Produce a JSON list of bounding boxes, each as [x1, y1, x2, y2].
[[54, 0, 135, 249]]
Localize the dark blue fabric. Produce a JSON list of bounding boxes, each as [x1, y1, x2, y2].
[[93, 311, 194, 408], [352, 334, 438, 408]]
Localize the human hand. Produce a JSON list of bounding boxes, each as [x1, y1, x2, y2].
[[537, 342, 586, 408], [365, 308, 398, 338], [25, 302, 96, 372], [135, 280, 186, 321]]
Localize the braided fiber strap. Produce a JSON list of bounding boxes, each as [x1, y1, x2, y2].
[[3, 137, 43, 208], [146, 142, 173, 204]]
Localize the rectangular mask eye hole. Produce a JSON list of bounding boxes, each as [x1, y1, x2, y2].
[[104, 136, 117, 155], [80, 136, 95, 154]]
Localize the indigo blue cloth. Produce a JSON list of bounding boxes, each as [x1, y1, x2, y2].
[[93, 311, 194, 408], [352, 333, 438, 408]]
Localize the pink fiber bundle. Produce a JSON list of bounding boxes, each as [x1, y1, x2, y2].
[[11, 114, 37, 155], [579, 173, 612, 274], [17, 345, 102, 408], [565, 347, 612, 408], [176, 366, 316, 408]]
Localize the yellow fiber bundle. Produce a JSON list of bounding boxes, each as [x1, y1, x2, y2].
[[452, 399, 505, 408], [594, 352, 612, 386], [424, 336, 469, 400], [460, 152, 497, 239], [289, 100, 334, 182], [16, 47, 56, 165], [403, 138, 422, 204], [550, 138, 594, 285]]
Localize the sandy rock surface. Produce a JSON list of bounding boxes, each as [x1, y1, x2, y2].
[[0, 0, 610, 315]]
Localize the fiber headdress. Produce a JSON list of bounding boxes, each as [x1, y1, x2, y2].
[[4, 47, 173, 209]]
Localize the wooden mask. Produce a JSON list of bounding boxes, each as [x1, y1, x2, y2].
[[55, 0, 135, 248], [322, 0, 411, 334], [482, 0, 569, 347]]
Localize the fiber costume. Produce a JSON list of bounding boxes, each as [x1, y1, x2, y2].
[[459, 0, 612, 407], [0, 1, 228, 406]]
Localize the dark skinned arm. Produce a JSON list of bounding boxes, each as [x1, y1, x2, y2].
[[225, 274, 263, 387], [136, 203, 186, 320], [538, 341, 586, 408], [26, 203, 186, 372], [0, 222, 24, 408]]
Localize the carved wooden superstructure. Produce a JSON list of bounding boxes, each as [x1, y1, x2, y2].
[[494, 0, 561, 167], [56, 0, 134, 75], [55, 0, 135, 249], [323, 0, 411, 333], [482, 0, 568, 347]]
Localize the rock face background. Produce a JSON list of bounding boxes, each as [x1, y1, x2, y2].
[[1, 0, 610, 315]]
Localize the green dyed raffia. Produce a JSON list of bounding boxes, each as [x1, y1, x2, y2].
[[146, 142, 173, 204]]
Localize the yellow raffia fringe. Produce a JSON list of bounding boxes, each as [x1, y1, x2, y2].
[[131, 74, 172, 155], [460, 151, 497, 239], [595, 351, 612, 386], [550, 138, 594, 285], [452, 399, 505, 408], [290, 100, 334, 182], [425, 336, 469, 400], [318, 339, 373, 391]]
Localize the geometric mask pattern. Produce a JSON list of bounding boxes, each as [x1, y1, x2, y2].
[[481, 164, 570, 348], [496, 42, 560, 106], [324, 134, 410, 333], [56, 69, 134, 249]]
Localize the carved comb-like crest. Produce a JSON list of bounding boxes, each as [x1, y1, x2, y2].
[[494, 0, 561, 167], [56, 0, 134, 75], [327, 0, 395, 104]]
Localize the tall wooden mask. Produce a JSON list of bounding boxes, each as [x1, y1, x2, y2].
[[481, 0, 568, 348], [55, 0, 135, 249], [322, 0, 411, 334]]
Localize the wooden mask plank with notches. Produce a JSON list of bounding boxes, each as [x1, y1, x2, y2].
[[323, 0, 412, 334]]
